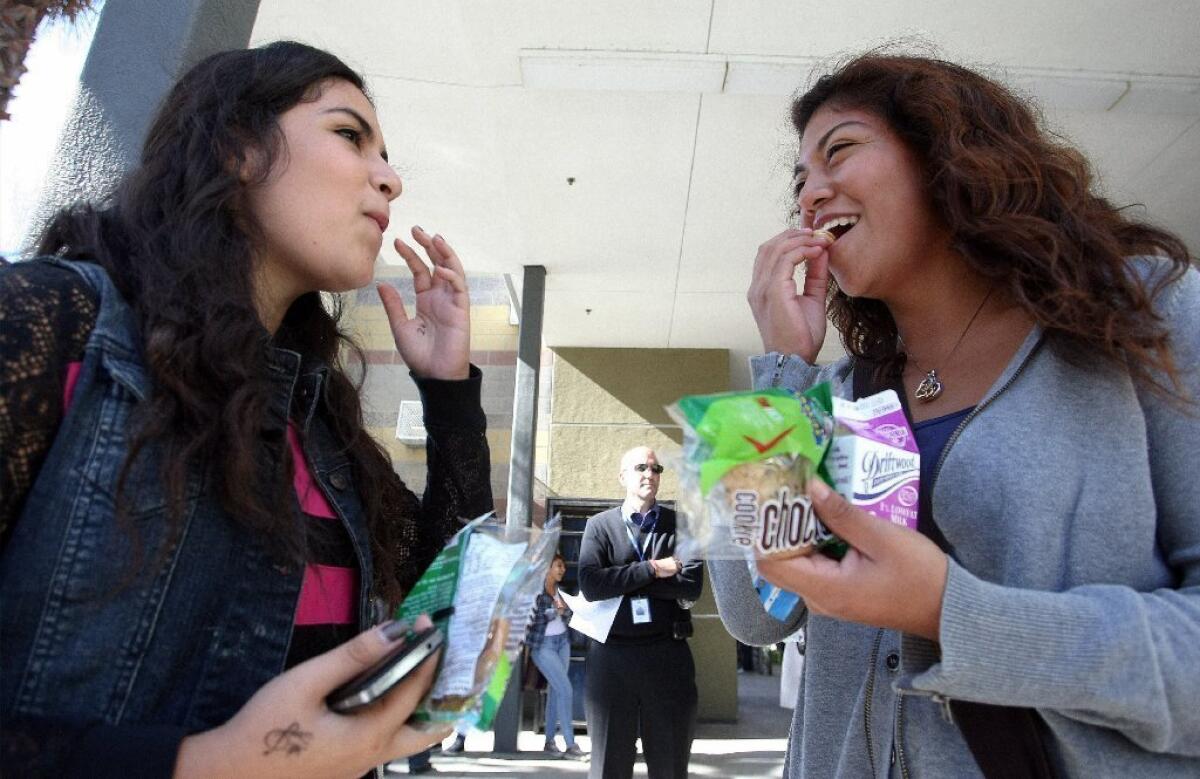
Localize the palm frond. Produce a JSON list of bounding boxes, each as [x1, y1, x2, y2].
[[0, 1, 97, 120]]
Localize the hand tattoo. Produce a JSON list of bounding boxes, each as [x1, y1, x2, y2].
[[262, 721, 312, 756]]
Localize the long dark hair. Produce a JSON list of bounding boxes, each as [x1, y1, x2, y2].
[[37, 41, 411, 605], [791, 53, 1194, 396]]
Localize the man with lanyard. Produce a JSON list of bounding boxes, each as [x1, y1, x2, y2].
[[578, 446, 704, 779]]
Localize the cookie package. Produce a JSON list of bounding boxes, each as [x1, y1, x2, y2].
[[668, 384, 917, 564]]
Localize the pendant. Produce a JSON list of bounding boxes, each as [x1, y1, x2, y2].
[[914, 370, 943, 403]]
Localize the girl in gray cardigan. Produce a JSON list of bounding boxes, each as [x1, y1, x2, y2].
[[713, 52, 1199, 778]]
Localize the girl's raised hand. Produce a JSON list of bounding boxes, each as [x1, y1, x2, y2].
[[378, 226, 471, 380], [746, 228, 833, 364]]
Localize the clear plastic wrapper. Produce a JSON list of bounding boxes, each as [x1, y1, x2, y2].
[[394, 513, 560, 731], [667, 385, 838, 560]]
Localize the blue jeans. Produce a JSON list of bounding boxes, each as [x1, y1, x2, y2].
[[533, 631, 576, 747]]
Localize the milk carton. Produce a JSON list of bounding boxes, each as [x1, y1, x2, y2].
[[825, 390, 919, 530]]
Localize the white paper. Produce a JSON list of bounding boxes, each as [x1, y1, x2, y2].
[[560, 590, 621, 644], [432, 533, 527, 698], [779, 639, 803, 709]]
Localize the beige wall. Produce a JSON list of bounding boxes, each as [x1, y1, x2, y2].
[[548, 346, 738, 721], [548, 346, 728, 496]]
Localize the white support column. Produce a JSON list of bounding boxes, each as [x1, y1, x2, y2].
[[494, 263, 546, 753], [28, 0, 261, 244], [504, 264, 546, 536]]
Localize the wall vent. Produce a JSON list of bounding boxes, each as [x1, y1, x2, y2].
[[395, 400, 426, 446]]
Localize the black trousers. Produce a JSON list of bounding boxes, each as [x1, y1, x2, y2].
[[584, 638, 697, 779], [736, 640, 756, 671]]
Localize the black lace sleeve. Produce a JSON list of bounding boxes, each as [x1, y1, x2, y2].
[[0, 259, 98, 551], [390, 366, 493, 596]]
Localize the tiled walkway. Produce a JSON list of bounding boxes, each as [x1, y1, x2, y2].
[[387, 670, 791, 778]]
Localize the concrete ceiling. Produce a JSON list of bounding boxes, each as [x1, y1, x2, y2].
[[251, 1, 1200, 378]]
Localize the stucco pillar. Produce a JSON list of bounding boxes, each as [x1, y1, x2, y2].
[[504, 264, 547, 535], [28, 0, 261, 242], [494, 263, 546, 753]]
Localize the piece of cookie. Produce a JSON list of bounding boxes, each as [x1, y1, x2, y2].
[[717, 458, 831, 559]]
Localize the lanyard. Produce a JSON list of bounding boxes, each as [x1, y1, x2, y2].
[[624, 519, 654, 562]]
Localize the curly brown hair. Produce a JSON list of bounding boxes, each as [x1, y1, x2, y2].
[[791, 53, 1194, 397]]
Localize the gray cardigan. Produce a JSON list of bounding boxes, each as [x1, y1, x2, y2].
[[710, 262, 1200, 778]]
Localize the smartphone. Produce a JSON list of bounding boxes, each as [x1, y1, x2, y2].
[[325, 625, 444, 713]]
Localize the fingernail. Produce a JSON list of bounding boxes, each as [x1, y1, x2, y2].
[[808, 478, 830, 500], [414, 225, 425, 233], [381, 620, 411, 643]]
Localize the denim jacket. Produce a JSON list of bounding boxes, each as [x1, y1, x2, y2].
[[0, 259, 490, 776]]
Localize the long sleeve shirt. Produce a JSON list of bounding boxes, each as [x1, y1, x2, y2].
[[577, 504, 703, 644]]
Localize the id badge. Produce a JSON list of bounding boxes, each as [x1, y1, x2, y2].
[[630, 597, 651, 624]]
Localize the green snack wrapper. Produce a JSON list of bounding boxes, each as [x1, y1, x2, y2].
[[668, 383, 845, 560], [395, 514, 560, 731], [677, 384, 833, 493]]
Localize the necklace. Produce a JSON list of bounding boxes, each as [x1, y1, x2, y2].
[[898, 287, 993, 403]]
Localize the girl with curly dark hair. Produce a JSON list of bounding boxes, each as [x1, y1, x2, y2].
[[713, 53, 1199, 777], [1, 41, 493, 777]]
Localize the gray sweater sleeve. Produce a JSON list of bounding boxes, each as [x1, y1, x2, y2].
[[709, 558, 804, 645], [908, 267, 1200, 757], [709, 352, 835, 647]]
